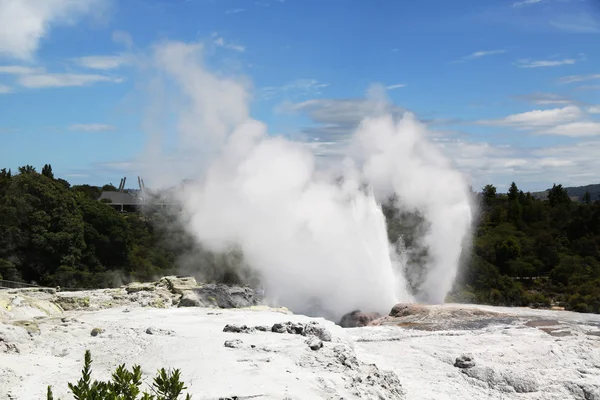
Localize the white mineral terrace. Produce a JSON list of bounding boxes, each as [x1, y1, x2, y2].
[[1, 277, 600, 399]]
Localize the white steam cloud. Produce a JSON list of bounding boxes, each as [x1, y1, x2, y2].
[[141, 41, 472, 320]]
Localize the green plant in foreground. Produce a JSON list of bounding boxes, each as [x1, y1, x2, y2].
[[47, 350, 191, 400]]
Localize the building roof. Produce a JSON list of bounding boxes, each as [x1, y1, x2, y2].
[[99, 191, 142, 205]]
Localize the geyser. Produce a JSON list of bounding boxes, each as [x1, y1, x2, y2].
[[141, 41, 472, 320]]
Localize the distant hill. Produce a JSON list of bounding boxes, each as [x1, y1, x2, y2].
[[532, 183, 600, 202]]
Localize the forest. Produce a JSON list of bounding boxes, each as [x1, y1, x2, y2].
[[1, 164, 599, 314]]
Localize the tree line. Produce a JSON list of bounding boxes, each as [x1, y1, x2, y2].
[[1, 164, 599, 314], [0, 164, 247, 290], [449, 182, 600, 313]]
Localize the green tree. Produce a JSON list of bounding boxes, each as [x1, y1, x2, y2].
[[583, 190, 592, 205], [0, 172, 86, 285], [507, 182, 519, 202], [548, 184, 571, 207], [42, 164, 54, 179], [18, 164, 36, 174], [482, 184, 497, 207], [72, 184, 102, 200], [47, 350, 192, 400]]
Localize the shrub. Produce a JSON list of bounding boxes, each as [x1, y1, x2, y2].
[[47, 350, 192, 400]]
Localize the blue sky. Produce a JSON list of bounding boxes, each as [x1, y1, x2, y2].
[[1, 0, 599, 191]]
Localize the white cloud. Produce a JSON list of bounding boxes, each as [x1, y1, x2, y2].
[[73, 55, 130, 70], [225, 8, 246, 14], [0, 0, 107, 60], [537, 158, 573, 167], [512, 0, 543, 7], [515, 58, 576, 68], [0, 65, 42, 74], [112, 30, 133, 48], [455, 49, 505, 63], [587, 106, 600, 114], [288, 95, 600, 190], [514, 92, 575, 106], [386, 83, 405, 90], [477, 106, 584, 128], [539, 122, 600, 137], [69, 123, 116, 132], [18, 73, 122, 88], [558, 73, 600, 84], [0, 84, 12, 94], [436, 137, 600, 190], [476, 105, 600, 137], [212, 36, 245, 52]]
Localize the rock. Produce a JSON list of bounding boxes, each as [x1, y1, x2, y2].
[[145, 326, 174, 335], [307, 337, 323, 351], [454, 354, 475, 369], [269, 321, 332, 342], [160, 276, 198, 294], [0, 337, 19, 354], [389, 303, 428, 318], [255, 325, 269, 332], [125, 282, 156, 294], [524, 319, 559, 327], [178, 291, 203, 307], [271, 323, 288, 334], [287, 322, 305, 334], [224, 339, 243, 348], [271, 321, 305, 335], [223, 324, 254, 333], [55, 295, 90, 311], [191, 284, 262, 308], [90, 327, 104, 337], [303, 322, 332, 342], [339, 310, 382, 328], [333, 344, 359, 369]]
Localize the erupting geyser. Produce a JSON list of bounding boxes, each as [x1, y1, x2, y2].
[[141, 41, 473, 321]]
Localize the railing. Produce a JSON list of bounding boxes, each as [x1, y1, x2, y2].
[[0, 279, 46, 290], [0, 279, 91, 292]]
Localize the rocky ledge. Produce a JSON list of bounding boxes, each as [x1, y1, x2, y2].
[[0, 276, 270, 323]]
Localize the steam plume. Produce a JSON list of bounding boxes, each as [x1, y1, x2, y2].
[[140, 41, 472, 320]]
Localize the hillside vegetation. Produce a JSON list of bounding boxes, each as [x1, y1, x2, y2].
[[1, 165, 599, 314]]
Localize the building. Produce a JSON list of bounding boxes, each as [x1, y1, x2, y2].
[[98, 191, 143, 213], [98, 176, 178, 213]]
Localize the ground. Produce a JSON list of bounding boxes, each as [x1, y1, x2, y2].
[[1, 282, 600, 399]]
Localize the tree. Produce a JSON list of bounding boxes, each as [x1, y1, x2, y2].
[[507, 182, 522, 223], [0, 172, 86, 285], [72, 184, 102, 200], [0, 168, 11, 179], [47, 350, 192, 400], [18, 165, 36, 174], [548, 184, 571, 207], [583, 190, 592, 205], [42, 164, 54, 179], [482, 184, 497, 207], [507, 182, 519, 202]]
